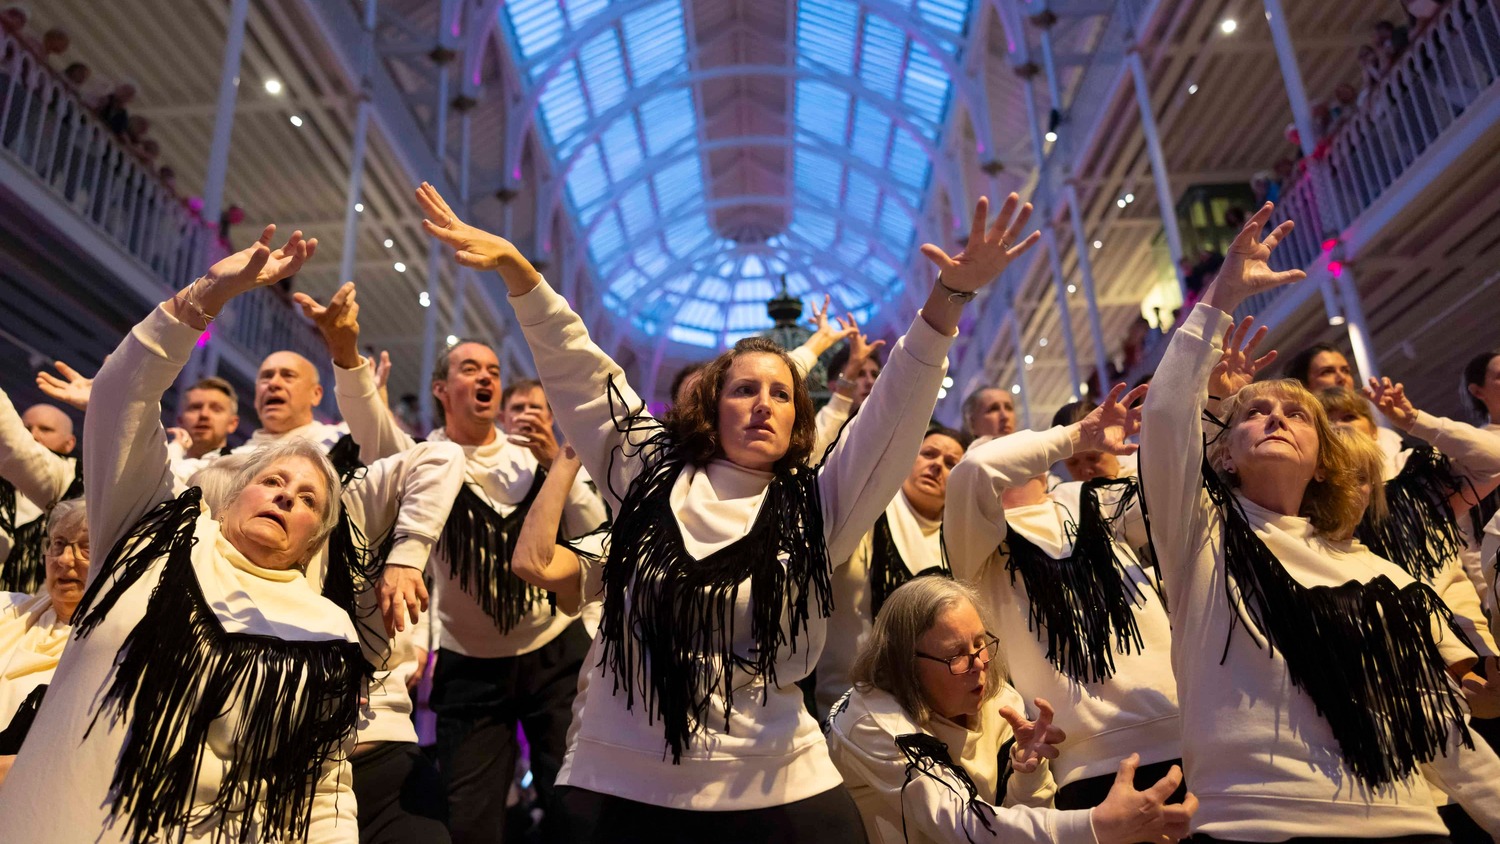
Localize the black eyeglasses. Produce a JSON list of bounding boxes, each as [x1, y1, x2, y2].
[[915, 634, 1000, 675], [47, 539, 90, 561]]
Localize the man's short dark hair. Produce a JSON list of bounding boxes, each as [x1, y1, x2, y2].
[[187, 376, 239, 414], [501, 378, 546, 409], [1281, 343, 1342, 386]]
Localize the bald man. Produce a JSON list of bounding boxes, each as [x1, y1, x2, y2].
[[1, 392, 81, 594]]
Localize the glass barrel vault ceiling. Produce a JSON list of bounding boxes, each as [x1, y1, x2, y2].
[[500, 0, 972, 350]]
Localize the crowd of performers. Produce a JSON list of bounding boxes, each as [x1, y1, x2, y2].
[[0, 189, 1496, 844]]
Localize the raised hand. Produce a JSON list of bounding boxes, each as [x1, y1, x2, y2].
[[920, 194, 1041, 295], [294, 281, 362, 369], [1209, 317, 1278, 399], [998, 698, 1067, 774], [374, 350, 393, 410], [1076, 383, 1149, 456], [1364, 377, 1419, 431], [1089, 755, 1197, 844], [416, 182, 541, 295], [204, 224, 316, 298], [800, 295, 859, 358], [508, 410, 560, 469], [166, 427, 193, 450], [1201, 202, 1306, 314], [35, 360, 93, 411]]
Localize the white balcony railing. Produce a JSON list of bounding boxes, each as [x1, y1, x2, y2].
[[0, 30, 324, 368]]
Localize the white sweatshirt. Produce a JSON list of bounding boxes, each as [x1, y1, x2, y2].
[[1381, 411, 1500, 638], [0, 591, 67, 733], [333, 356, 608, 658], [510, 277, 950, 810], [945, 427, 1180, 788], [817, 490, 943, 714], [1140, 303, 1500, 840], [0, 304, 362, 843], [826, 684, 1095, 844], [0, 389, 78, 565]]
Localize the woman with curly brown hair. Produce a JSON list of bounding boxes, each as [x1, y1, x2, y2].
[[416, 181, 1039, 842]]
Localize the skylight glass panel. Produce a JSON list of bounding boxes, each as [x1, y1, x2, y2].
[[499, 0, 971, 352]]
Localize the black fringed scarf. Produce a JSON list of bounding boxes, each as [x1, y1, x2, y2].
[[1470, 485, 1500, 547], [1356, 445, 1466, 582], [0, 683, 47, 754], [436, 474, 553, 633], [597, 380, 833, 763], [73, 489, 365, 844], [0, 461, 84, 595], [868, 512, 949, 618], [1001, 476, 1150, 683], [1201, 459, 1472, 790], [895, 732, 995, 844], [319, 435, 393, 674]]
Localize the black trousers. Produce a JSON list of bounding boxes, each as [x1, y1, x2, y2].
[[549, 784, 869, 844], [432, 621, 591, 844], [350, 741, 450, 844], [1054, 757, 1187, 810]]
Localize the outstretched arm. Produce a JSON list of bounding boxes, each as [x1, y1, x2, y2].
[[416, 182, 653, 507], [1141, 203, 1304, 594], [85, 225, 315, 559], [305, 282, 421, 462], [512, 446, 586, 613], [1365, 377, 1500, 512], [945, 383, 1145, 583], [34, 360, 93, 412], [819, 196, 1040, 564], [0, 388, 74, 511]]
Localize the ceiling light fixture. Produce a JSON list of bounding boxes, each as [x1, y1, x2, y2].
[[1220, 18, 1238, 34]]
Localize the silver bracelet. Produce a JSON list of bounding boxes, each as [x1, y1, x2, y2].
[[182, 277, 216, 324], [936, 273, 976, 303]]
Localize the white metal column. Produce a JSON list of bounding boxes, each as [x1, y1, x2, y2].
[[201, 0, 250, 248], [1065, 183, 1113, 394], [1126, 50, 1187, 302], [338, 0, 378, 284], [418, 0, 458, 432]]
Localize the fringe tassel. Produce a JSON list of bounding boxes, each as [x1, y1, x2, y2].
[[869, 514, 950, 618], [1203, 460, 1473, 790], [0, 683, 47, 754], [1001, 477, 1149, 683], [597, 377, 833, 763], [1471, 485, 1500, 545], [1357, 446, 1466, 582], [437, 480, 552, 633], [76, 489, 364, 844], [895, 732, 995, 844], [319, 436, 393, 676]]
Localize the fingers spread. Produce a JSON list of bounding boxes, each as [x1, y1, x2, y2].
[[920, 243, 955, 269]]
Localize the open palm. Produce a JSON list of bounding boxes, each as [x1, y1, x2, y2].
[[920, 194, 1042, 293], [1209, 317, 1278, 398], [1078, 383, 1148, 455], [417, 181, 524, 271], [1217, 203, 1305, 295], [205, 224, 316, 295]]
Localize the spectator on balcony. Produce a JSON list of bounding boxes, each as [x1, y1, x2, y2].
[[1375, 20, 1411, 63], [1359, 45, 1390, 91], [60, 60, 87, 91], [94, 80, 135, 137], [220, 203, 246, 243], [39, 26, 65, 67], [1327, 83, 1360, 124], [1405, 0, 1445, 25], [158, 165, 177, 197], [0, 6, 40, 58]]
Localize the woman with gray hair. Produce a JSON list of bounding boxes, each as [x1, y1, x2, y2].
[[0, 226, 409, 843], [0, 498, 88, 786], [825, 576, 1195, 844]]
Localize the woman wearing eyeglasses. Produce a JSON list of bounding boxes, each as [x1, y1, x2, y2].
[[825, 576, 1194, 844], [0, 498, 86, 787]]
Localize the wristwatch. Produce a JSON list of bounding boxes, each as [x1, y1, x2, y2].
[[936, 274, 975, 303]]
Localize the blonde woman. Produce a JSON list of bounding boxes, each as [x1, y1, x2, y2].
[[825, 576, 1194, 844], [1140, 202, 1500, 838]]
